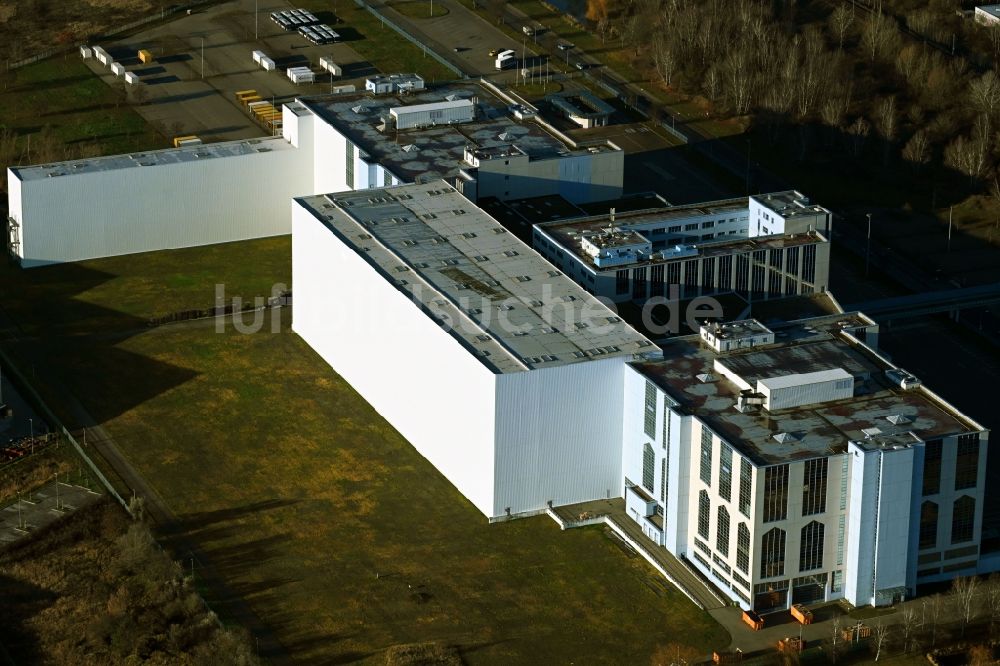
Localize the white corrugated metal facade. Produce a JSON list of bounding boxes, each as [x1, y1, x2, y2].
[[8, 138, 312, 267]]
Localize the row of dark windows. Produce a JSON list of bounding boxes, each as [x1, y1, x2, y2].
[[922, 435, 980, 496], [612, 244, 821, 298], [759, 522, 826, 579], [920, 496, 977, 549]]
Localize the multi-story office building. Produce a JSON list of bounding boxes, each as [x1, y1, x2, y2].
[[532, 192, 831, 303], [623, 317, 990, 610]]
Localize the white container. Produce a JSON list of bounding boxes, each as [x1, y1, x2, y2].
[[177, 137, 203, 146], [80, 46, 93, 59], [110, 62, 125, 76], [260, 57, 276, 71], [331, 84, 356, 94], [290, 71, 314, 84], [94, 47, 110, 66], [319, 57, 342, 76], [124, 72, 139, 85], [252, 50, 265, 64]]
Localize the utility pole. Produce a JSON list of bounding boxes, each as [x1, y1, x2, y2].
[[201, 37, 204, 79], [865, 213, 872, 277], [255, 0, 258, 40], [745, 139, 751, 196], [948, 206, 953, 253]]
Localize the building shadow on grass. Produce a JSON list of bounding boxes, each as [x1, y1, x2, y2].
[[0, 574, 57, 664], [0, 260, 201, 427]]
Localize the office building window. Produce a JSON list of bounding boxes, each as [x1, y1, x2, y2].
[[661, 457, 668, 506], [951, 496, 975, 544], [955, 435, 979, 490], [768, 269, 782, 295], [633, 267, 648, 299], [799, 521, 824, 572], [650, 264, 665, 297], [643, 381, 656, 438], [751, 265, 765, 296], [784, 276, 797, 295], [736, 523, 750, 573], [739, 458, 752, 517], [719, 443, 733, 501], [668, 225, 681, 233], [683, 259, 699, 297], [923, 439, 942, 495], [642, 442, 655, 493], [831, 570, 843, 593], [802, 244, 817, 283], [702, 257, 716, 291], [763, 464, 788, 522], [735, 254, 750, 294], [702, 221, 714, 229], [616, 269, 629, 295], [836, 514, 845, 566], [700, 428, 713, 486], [786, 246, 799, 275], [685, 223, 698, 231], [920, 501, 938, 549], [719, 255, 733, 290], [666, 262, 681, 288], [802, 458, 828, 516], [760, 527, 785, 578], [840, 456, 848, 510], [698, 490, 711, 540], [769, 248, 783, 268], [717, 506, 730, 557]]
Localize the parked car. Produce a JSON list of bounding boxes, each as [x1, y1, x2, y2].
[[557, 42, 573, 51]]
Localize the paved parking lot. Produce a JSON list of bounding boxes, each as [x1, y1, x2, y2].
[[0, 482, 102, 545], [88, 0, 379, 142]]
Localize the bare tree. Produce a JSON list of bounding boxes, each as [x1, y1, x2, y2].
[[952, 576, 980, 637], [829, 3, 854, 51], [944, 117, 991, 186], [901, 605, 918, 653], [871, 620, 890, 662], [862, 8, 896, 64], [902, 129, 930, 170], [970, 71, 1000, 125], [928, 593, 944, 647], [986, 573, 1000, 637], [875, 96, 897, 166], [830, 616, 842, 664], [848, 116, 870, 157]]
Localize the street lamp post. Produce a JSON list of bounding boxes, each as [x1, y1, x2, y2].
[[865, 213, 872, 277]]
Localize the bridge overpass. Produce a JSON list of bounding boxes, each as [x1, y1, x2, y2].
[[847, 282, 1000, 321]]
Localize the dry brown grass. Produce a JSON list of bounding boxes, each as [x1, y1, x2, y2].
[[0, 497, 258, 665]]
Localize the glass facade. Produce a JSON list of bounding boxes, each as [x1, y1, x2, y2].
[[763, 465, 788, 523], [802, 458, 828, 516], [799, 521, 824, 572], [760, 527, 786, 578]]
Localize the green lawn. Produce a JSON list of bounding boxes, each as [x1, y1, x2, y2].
[[0, 241, 729, 663], [0, 236, 291, 337], [389, 0, 451, 19], [0, 56, 165, 163], [299, 0, 456, 82]]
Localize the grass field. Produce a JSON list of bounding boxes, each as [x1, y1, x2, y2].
[[0, 56, 165, 167], [299, 0, 456, 82], [0, 236, 290, 337], [0, 242, 728, 663]]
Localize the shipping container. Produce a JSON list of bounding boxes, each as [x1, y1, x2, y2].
[[176, 138, 203, 147], [260, 57, 276, 71], [331, 84, 356, 94], [172, 135, 200, 147], [319, 57, 342, 76], [124, 72, 139, 85], [790, 604, 813, 625], [93, 47, 111, 66], [240, 95, 263, 106], [252, 49, 266, 64], [138, 49, 154, 63], [80, 46, 93, 59], [741, 610, 764, 631], [110, 62, 125, 76], [235, 89, 258, 102]]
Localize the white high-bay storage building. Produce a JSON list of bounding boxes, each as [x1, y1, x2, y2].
[[292, 181, 660, 519]]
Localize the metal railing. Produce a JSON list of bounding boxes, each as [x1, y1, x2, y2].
[[353, 0, 466, 79]]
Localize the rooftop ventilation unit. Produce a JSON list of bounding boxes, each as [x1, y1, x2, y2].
[[885, 368, 922, 390], [772, 432, 799, 444], [885, 414, 911, 426]]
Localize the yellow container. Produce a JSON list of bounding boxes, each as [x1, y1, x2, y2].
[[172, 135, 199, 147], [138, 49, 154, 63]]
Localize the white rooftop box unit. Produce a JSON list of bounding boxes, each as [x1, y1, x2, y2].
[[252, 50, 266, 64], [260, 57, 276, 71], [390, 99, 475, 130], [124, 72, 139, 85], [110, 62, 125, 76], [80, 45, 93, 59], [319, 57, 342, 76], [757, 368, 854, 411], [331, 84, 356, 94]]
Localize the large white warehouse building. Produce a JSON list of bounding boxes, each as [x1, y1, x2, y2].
[[7, 81, 623, 268], [292, 181, 658, 519]]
